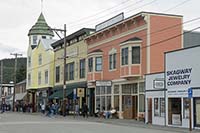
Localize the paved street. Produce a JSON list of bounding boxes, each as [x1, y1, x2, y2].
[[0, 112, 197, 133]]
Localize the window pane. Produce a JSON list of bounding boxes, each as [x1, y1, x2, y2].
[[45, 71, 48, 84], [122, 84, 131, 94], [96, 57, 102, 71], [183, 98, 189, 119], [113, 53, 116, 69], [88, 58, 93, 72], [107, 96, 111, 110], [132, 83, 138, 94], [109, 55, 112, 70], [160, 98, 165, 117], [106, 86, 111, 94], [96, 96, 100, 110], [139, 82, 145, 93], [56, 66, 60, 83], [132, 46, 140, 64], [100, 86, 105, 95], [114, 85, 119, 94], [80, 59, 85, 78], [154, 98, 159, 116], [139, 94, 145, 112], [101, 96, 105, 111], [114, 95, 119, 111], [96, 86, 100, 95]]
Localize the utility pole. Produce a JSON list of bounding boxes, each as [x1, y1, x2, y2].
[[50, 24, 67, 116], [10, 53, 22, 111], [0, 61, 3, 98]]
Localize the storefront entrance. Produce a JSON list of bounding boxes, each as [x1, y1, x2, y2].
[[123, 95, 138, 119], [194, 98, 200, 127], [168, 98, 182, 125]]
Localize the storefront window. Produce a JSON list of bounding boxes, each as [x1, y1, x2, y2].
[[106, 86, 111, 94], [107, 96, 111, 110], [183, 98, 190, 119], [132, 83, 138, 94], [122, 84, 131, 94], [154, 98, 165, 117], [100, 86, 105, 94], [139, 82, 145, 93], [114, 85, 119, 94], [160, 98, 165, 117], [101, 96, 105, 111], [96, 87, 100, 95], [95, 86, 112, 112], [114, 95, 119, 111], [154, 98, 159, 116], [96, 96, 100, 110], [139, 94, 145, 112]]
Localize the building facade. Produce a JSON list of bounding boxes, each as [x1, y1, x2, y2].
[[51, 28, 94, 111], [85, 12, 183, 119], [145, 45, 200, 129], [26, 13, 55, 112]]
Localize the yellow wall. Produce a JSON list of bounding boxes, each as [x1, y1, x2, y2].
[[54, 40, 87, 86], [27, 40, 54, 90]]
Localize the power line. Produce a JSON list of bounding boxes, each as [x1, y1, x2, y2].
[[68, 0, 157, 29], [163, 0, 192, 12], [67, 0, 136, 26]]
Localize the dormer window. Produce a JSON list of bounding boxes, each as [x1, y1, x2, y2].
[[33, 35, 37, 44]]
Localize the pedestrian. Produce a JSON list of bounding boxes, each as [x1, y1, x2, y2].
[[82, 103, 88, 118], [75, 103, 79, 117], [41, 103, 45, 114], [1, 102, 5, 113]]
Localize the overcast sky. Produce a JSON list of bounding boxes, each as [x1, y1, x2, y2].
[[0, 0, 199, 59]]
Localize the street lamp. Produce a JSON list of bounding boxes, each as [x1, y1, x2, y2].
[[50, 24, 67, 116]]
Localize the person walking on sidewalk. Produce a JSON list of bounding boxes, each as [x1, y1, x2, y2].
[[82, 103, 88, 118]]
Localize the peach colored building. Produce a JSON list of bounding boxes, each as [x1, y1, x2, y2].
[[85, 12, 183, 119]]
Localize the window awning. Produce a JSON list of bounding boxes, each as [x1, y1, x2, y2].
[[49, 82, 87, 99], [15, 92, 27, 101], [48, 89, 73, 99]]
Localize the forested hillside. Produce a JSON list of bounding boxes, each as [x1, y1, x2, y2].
[[0, 58, 27, 84]]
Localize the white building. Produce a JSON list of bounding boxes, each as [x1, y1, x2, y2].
[[145, 45, 200, 129]]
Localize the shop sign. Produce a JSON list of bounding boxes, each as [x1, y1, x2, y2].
[[153, 79, 164, 89], [166, 68, 192, 87], [188, 88, 193, 98], [96, 81, 112, 86], [77, 88, 84, 97]]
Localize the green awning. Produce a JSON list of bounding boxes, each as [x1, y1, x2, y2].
[[48, 89, 73, 99], [53, 82, 87, 91], [49, 82, 87, 99]]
